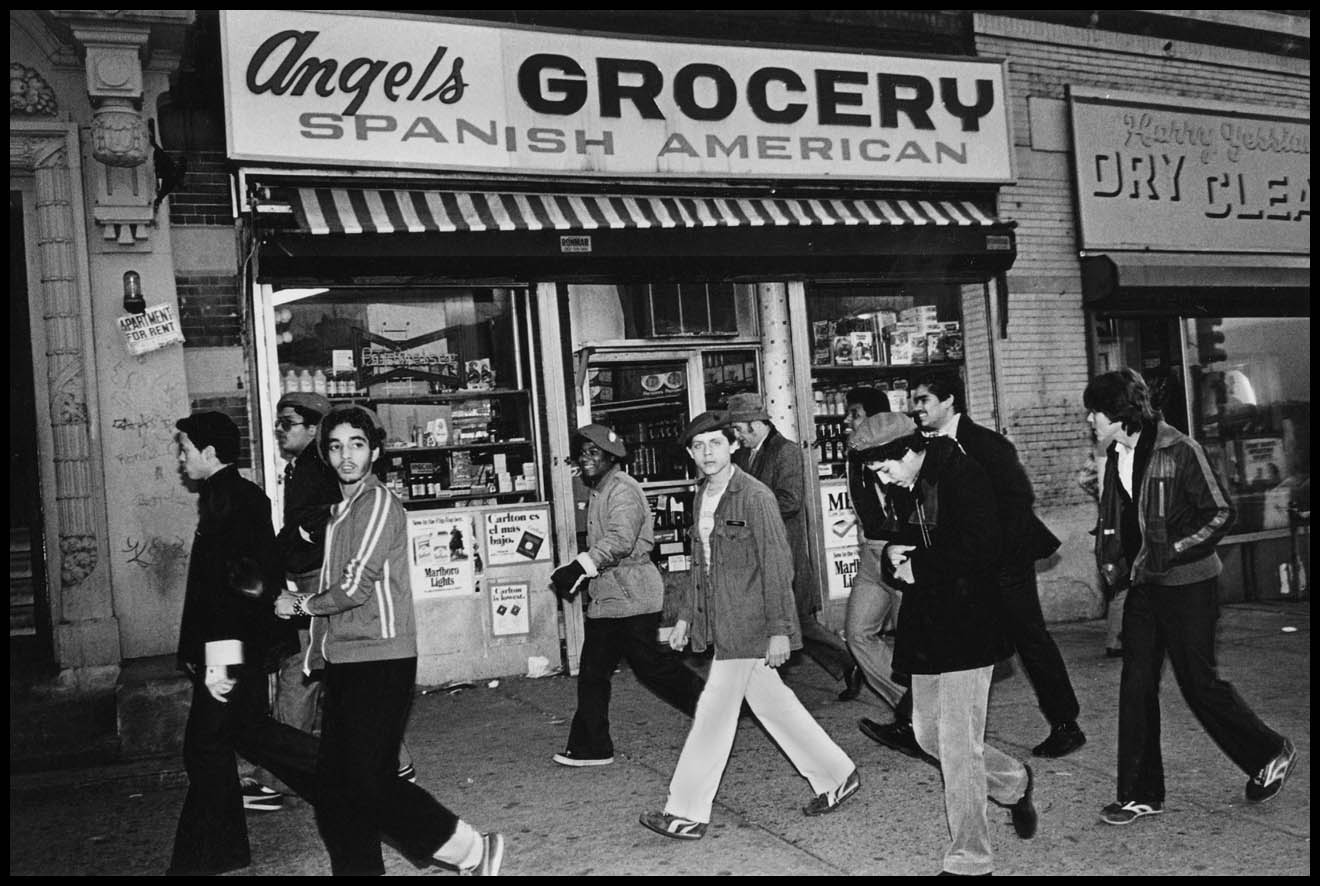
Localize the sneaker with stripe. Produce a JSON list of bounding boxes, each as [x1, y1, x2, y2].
[[458, 832, 504, 876], [1100, 800, 1163, 825], [1245, 737, 1298, 804], [802, 768, 861, 816], [638, 811, 707, 840]]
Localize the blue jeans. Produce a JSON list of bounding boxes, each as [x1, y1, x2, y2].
[[911, 667, 1029, 877], [844, 540, 906, 711]]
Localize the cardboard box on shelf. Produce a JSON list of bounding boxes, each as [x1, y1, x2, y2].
[[832, 335, 854, 366], [812, 320, 835, 366], [849, 330, 877, 366]]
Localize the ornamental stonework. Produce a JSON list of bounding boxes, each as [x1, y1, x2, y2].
[[10, 63, 58, 117]]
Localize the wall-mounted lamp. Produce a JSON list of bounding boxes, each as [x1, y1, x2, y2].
[[123, 270, 146, 314]]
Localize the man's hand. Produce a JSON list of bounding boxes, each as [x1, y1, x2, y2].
[[550, 561, 587, 600], [668, 619, 689, 652], [203, 666, 236, 703], [765, 634, 791, 668], [274, 592, 299, 619]]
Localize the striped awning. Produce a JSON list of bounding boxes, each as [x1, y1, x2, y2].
[[281, 187, 1004, 236]]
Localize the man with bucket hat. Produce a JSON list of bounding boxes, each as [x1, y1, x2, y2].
[[549, 423, 705, 767], [726, 392, 857, 696]]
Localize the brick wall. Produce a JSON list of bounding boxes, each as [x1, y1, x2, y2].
[[975, 13, 1309, 508], [176, 272, 241, 347], [168, 150, 231, 228]]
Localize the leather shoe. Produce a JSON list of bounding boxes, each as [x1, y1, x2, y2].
[[1032, 721, 1086, 758], [838, 665, 864, 701], [1010, 764, 1038, 839], [858, 718, 938, 766]]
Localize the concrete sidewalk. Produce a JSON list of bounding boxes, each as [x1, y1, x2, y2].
[[9, 602, 1309, 876]]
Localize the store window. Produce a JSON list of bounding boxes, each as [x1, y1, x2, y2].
[[807, 281, 965, 478], [268, 286, 541, 508], [570, 282, 757, 344], [1187, 316, 1310, 535]]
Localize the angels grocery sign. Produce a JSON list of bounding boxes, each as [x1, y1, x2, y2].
[[220, 10, 1012, 182]]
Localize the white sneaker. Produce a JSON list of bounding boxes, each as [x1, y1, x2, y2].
[[459, 832, 504, 876]]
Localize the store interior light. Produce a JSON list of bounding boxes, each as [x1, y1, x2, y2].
[[272, 287, 330, 306]]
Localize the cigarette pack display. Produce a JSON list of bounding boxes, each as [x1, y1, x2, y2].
[[849, 330, 876, 366]]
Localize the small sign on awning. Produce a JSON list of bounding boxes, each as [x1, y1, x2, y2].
[[117, 304, 185, 356]]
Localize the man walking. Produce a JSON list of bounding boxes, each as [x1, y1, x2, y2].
[[549, 423, 705, 767], [1084, 369, 1297, 825], [727, 393, 856, 694], [906, 374, 1086, 759], [167, 411, 300, 874], [639, 411, 858, 841], [858, 416, 1036, 876]]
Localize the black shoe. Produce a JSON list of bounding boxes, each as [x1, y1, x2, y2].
[[1010, 764, 1037, 839], [838, 665, 864, 701], [858, 718, 937, 766], [1032, 721, 1086, 758]]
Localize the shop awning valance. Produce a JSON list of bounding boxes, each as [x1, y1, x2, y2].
[[281, 187, 1005, 236]]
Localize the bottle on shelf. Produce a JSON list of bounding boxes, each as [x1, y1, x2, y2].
[[298, 369, 314, 393], [312, 368, 328, 396], [283, 368, 299, 394]]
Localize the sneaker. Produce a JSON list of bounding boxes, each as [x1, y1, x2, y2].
[[638, 811, 706, 841], [858, 718, 939, 766], [552, 750, 614, 767], [803, 768, 861, 816], [459, 832, 504, 876], [1100, 800, 1164, 825], [1009, 764, 1037, 839], [239, 778, 284, 812], [1245, 738, 1298, 804], [1032, 721, 1087, 758], [397, 763, 417, 783]]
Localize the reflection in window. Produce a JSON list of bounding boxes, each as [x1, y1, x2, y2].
[[1188, 316, 1310, 534]]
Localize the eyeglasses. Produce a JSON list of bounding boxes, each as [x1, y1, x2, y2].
[[274, 418, 306, 431]]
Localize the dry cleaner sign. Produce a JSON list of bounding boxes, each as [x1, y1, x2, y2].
[[220, 10, 1012, 182]]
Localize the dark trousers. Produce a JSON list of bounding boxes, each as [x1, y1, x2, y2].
[[317, 657, 458, 876], [798, 604, 856, 683], [169, 664, 321, 876], [1118, 579, 1284, 804], [999, 567, 1080, 726], [567, 612, 705, 758]]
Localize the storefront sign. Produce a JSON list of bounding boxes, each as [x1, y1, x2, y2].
[[490, 582, 531, 635], [1069, 88, 1310, 254], [117, 304, 185, 356], [484, 507, 550, 566], [220, 10, 1012, 182], [407, 511, 477, 596]]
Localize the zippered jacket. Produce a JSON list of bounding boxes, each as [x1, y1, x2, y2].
[[305, 474, 417, 671], [1095, 420, 1234, 590], [578, 464, 664, 619], [680, 467, 801, 659]]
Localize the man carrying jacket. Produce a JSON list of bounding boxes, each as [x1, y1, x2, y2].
[[1084, 369, 1297, 825], [859, 416, 1036, 876], [907, 373, 1085, 759], [549, 424, 705, 767]]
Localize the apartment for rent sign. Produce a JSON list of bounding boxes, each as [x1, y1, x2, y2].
[[220, 10, 1012, 182]]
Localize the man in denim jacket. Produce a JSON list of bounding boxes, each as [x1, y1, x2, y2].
[[550, 424, 705, 767], [1085, 369, 1297, 825]]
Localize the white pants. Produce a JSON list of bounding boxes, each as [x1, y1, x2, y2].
[[665, 657, 855, 823]]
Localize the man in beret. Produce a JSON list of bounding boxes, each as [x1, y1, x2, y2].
[[169, 411, 299, 874], [550, 423, 705, 767], [726, 393, 856, 697], [857, 412, 1035, 876]]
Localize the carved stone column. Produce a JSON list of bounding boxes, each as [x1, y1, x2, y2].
[[12, 124, 119, 688]]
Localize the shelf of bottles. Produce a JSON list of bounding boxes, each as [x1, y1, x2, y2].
[[589, 361, 692, 486]]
